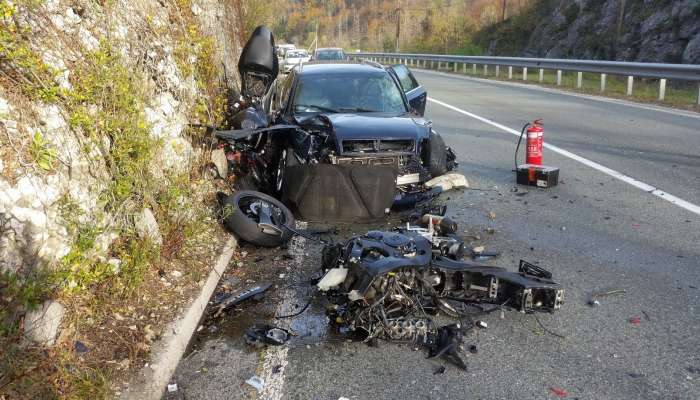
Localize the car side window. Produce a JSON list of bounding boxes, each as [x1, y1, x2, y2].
[[264, 79, 277, 114], [392, 65, 419, 93], [277, 73, 294, 112]]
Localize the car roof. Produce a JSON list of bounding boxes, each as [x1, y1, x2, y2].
[[296, 62, 386, 77]]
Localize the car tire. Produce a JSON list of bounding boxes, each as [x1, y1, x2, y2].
[[219, 190, 295, 247], [426, 132, 448, 177], [273, 147, 298, 196]]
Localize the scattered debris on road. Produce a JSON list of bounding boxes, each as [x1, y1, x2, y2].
[[587, 288, 626, 307], [210, 282, 272, 318], [244, 376, 265, 392], [433, 365, 446, 375], [210, 203, 566, 373], [244, 324, 290, 347], [549, 386, 568, 397]]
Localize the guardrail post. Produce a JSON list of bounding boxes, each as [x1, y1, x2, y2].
[[556, 70, 562, 86], [659, 78, 667, 101], [463, 63, 467, 73], [600, 73, 606, 92], [697, 83, 700, 106], [538, 68, 544, 82], [508, 66, 513, 79], [577, 72, 583, 88], [431, 60, 435, 69], [523, 67, 528, 81], [483, 64, 488, 75], [626, 76, 633, 96], [472, 64, 477, 74], [454, 62, 458, 72], [495, 65, 500, 77]]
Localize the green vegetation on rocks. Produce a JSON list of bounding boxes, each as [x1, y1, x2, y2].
[[0, 0, 230, 397]]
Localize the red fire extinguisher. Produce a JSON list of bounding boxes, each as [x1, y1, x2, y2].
[[525, 119, 543, 165], [515, 119, 543, 167]]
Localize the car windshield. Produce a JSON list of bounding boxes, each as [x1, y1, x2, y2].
[[286, 51, 304, 58], [315, 50, 345, 60], [293, 73, 406, 114]]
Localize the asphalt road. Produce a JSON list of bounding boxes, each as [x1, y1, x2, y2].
[[170, 69, 700, 400]]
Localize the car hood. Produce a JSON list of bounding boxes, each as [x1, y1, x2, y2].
[[314, 113, 430, 153]]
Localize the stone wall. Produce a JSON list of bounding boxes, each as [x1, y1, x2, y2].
[[0, 0, 241, 308]]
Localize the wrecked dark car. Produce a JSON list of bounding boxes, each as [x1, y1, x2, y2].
[[215, 26, 457, 222]]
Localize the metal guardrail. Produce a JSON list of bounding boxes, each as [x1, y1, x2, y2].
[[349, 52, 700, 104]]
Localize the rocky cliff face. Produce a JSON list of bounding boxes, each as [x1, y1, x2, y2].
[[0, 0, 240, 330], [480, 0, 700, 63]]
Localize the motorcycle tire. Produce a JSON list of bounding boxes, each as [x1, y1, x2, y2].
[[219, 190, 295, 247], [426, 132, 448, 177]]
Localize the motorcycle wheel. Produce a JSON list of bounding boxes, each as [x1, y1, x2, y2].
[[219, 190, 295, 247]]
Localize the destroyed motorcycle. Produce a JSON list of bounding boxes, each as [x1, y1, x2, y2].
[[317, 225, 564, 369]]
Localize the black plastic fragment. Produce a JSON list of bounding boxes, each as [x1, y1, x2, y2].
[[210, 282, 272, 317], [518, 259, 552, 280], [427, 324, 467, 371], [244, 324, 289, 347]]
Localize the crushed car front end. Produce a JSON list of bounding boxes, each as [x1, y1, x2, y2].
[[323, 113, 432, 190]]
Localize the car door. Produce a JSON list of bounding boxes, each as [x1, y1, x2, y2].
[[389, 64, 427, 116]]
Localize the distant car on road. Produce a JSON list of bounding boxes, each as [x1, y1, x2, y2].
[[282, 49, 310, 73], [275, 43, 296, 58], [312, 47, 347, 61]]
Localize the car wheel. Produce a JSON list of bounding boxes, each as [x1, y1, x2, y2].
[[426, 132, 448, 177], [219, 190, 295, 247]]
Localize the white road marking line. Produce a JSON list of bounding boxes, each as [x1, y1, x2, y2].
[[258, 221, 308, 400], [260, 346, 288, 400], [419, 69, 700, 120], [428, 97, 700, 217]]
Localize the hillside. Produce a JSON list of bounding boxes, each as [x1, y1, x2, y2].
[[475, 0, 700, 63]]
